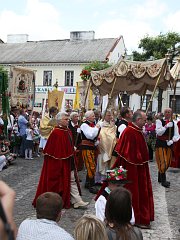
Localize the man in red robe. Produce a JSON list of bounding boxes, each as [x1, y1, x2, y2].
[[32, 112, 89, 209], [113, 110, 154, 228]]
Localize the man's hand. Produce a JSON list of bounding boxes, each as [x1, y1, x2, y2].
[[77, 128, 81, 133], [0, 181, 17, 237], [166, 140, 173, 146]]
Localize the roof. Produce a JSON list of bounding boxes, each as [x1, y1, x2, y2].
[[0, 38, 120, 64]]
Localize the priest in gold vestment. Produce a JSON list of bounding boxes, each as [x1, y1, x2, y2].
[[95, 110, 117, 183]]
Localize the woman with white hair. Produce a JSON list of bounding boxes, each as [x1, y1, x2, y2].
[[33, 111, 89, 209], [80, 110, 100, 194]]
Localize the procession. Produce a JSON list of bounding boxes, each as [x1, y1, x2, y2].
[[0, 1, 180, 239]]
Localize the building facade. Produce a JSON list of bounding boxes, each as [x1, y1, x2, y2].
[[0, 31, 126, 112]]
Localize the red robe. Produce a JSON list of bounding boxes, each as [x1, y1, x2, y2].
[[32, 126, 74, 209], [114, 123, 154, 225], [172, 121, 180, 168]]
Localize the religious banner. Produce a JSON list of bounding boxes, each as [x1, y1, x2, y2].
[[10, 66, 35, 108], [77, 80, 95, 110], [48, 89, 64, 111]]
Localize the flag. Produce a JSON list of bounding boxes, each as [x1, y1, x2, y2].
[[73, 82, 80, 109], [48, 89, 64, 111], [88, 88, 94, 110]]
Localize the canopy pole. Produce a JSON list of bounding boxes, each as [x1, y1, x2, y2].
[[146, 63, 166, 115], [82, 77, 92, 111], [118, 92, 124, 110], [74, 77, 92, 147], [171, 60, 180, 113], [140, 87, 147, 110]]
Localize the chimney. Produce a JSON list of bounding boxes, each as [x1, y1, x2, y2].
[[70, 31, 95, 41], [7, 34, 29, 43]]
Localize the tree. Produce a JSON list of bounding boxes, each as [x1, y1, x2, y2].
[[132, 32, 180, 112], [80, 61, 111, 81], [133, 32, 180, 61]]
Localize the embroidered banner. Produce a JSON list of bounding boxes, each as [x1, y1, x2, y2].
[[48, 89, 64, 111], [10, 67, 35, 108]]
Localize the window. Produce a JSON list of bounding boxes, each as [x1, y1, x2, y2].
[[65, 71, 74, 86], [121, 94, 130, 107], [43, 71, 52, 86], [170, 95, 180, 113], [141, 94, 152, 111]]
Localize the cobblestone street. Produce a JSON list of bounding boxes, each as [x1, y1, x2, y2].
[[0, 157, 179, 239]]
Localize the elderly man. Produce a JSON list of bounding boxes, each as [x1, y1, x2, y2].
[[155, 108, 180, 188], [80, 110, 100, 194], [95, 110, 117, 183], [33, 112, 88, 209], [114, 110, 154, 228]]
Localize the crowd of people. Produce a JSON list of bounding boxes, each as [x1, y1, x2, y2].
[[0, 105, 180, 239]]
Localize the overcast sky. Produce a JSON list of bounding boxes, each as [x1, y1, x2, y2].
[[0, 0, 180, 53]]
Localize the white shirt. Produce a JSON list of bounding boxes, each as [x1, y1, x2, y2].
[[16, 219, 74, 240], [118, 124, 127, 138], [95, 189, 135, 225], [26, 129, 33, 140], [156, 119, 180, 142], [80, 122, 99, 140]]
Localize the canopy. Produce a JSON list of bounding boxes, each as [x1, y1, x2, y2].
[[91, 58, 172, 96], [170, 57, 180, 82]]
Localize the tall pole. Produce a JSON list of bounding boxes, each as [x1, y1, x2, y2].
[[146, 62, 166, 115]]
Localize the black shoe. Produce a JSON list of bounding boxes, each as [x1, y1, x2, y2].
[[2, 165, 8, 170], [161, 181, 170, 188], [161, 173, 170, 188], [158, 172, 161, 183], [89, 186, 99, 194]]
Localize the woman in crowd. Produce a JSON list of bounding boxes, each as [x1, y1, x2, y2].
[[105, 187, 143, 240]]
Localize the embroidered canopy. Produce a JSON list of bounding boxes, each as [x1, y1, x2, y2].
[[170, 57, 180, 82], [91, 58, 172, 96]]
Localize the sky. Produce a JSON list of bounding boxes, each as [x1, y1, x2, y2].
[[0, 0, 180, 53]]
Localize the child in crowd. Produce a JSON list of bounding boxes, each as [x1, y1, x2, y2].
[[32, 118, 40, 157], [25, 122, 34, 160], [0, 135, 17, 167], [95, 166, 135, 225]]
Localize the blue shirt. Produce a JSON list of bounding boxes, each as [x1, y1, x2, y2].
[[18, 115, 28, 136]]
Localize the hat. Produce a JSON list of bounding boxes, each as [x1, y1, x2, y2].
[[105, 166, 131, 184]]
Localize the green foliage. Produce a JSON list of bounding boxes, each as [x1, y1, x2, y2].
[[133, 32, 180, 61], [80, 61, 111, 80], [0, 66, 8, 93]]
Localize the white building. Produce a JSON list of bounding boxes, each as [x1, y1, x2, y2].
[[0, 31, 126, 111]]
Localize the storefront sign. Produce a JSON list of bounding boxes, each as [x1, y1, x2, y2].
[[35, 86, 76, 94]]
